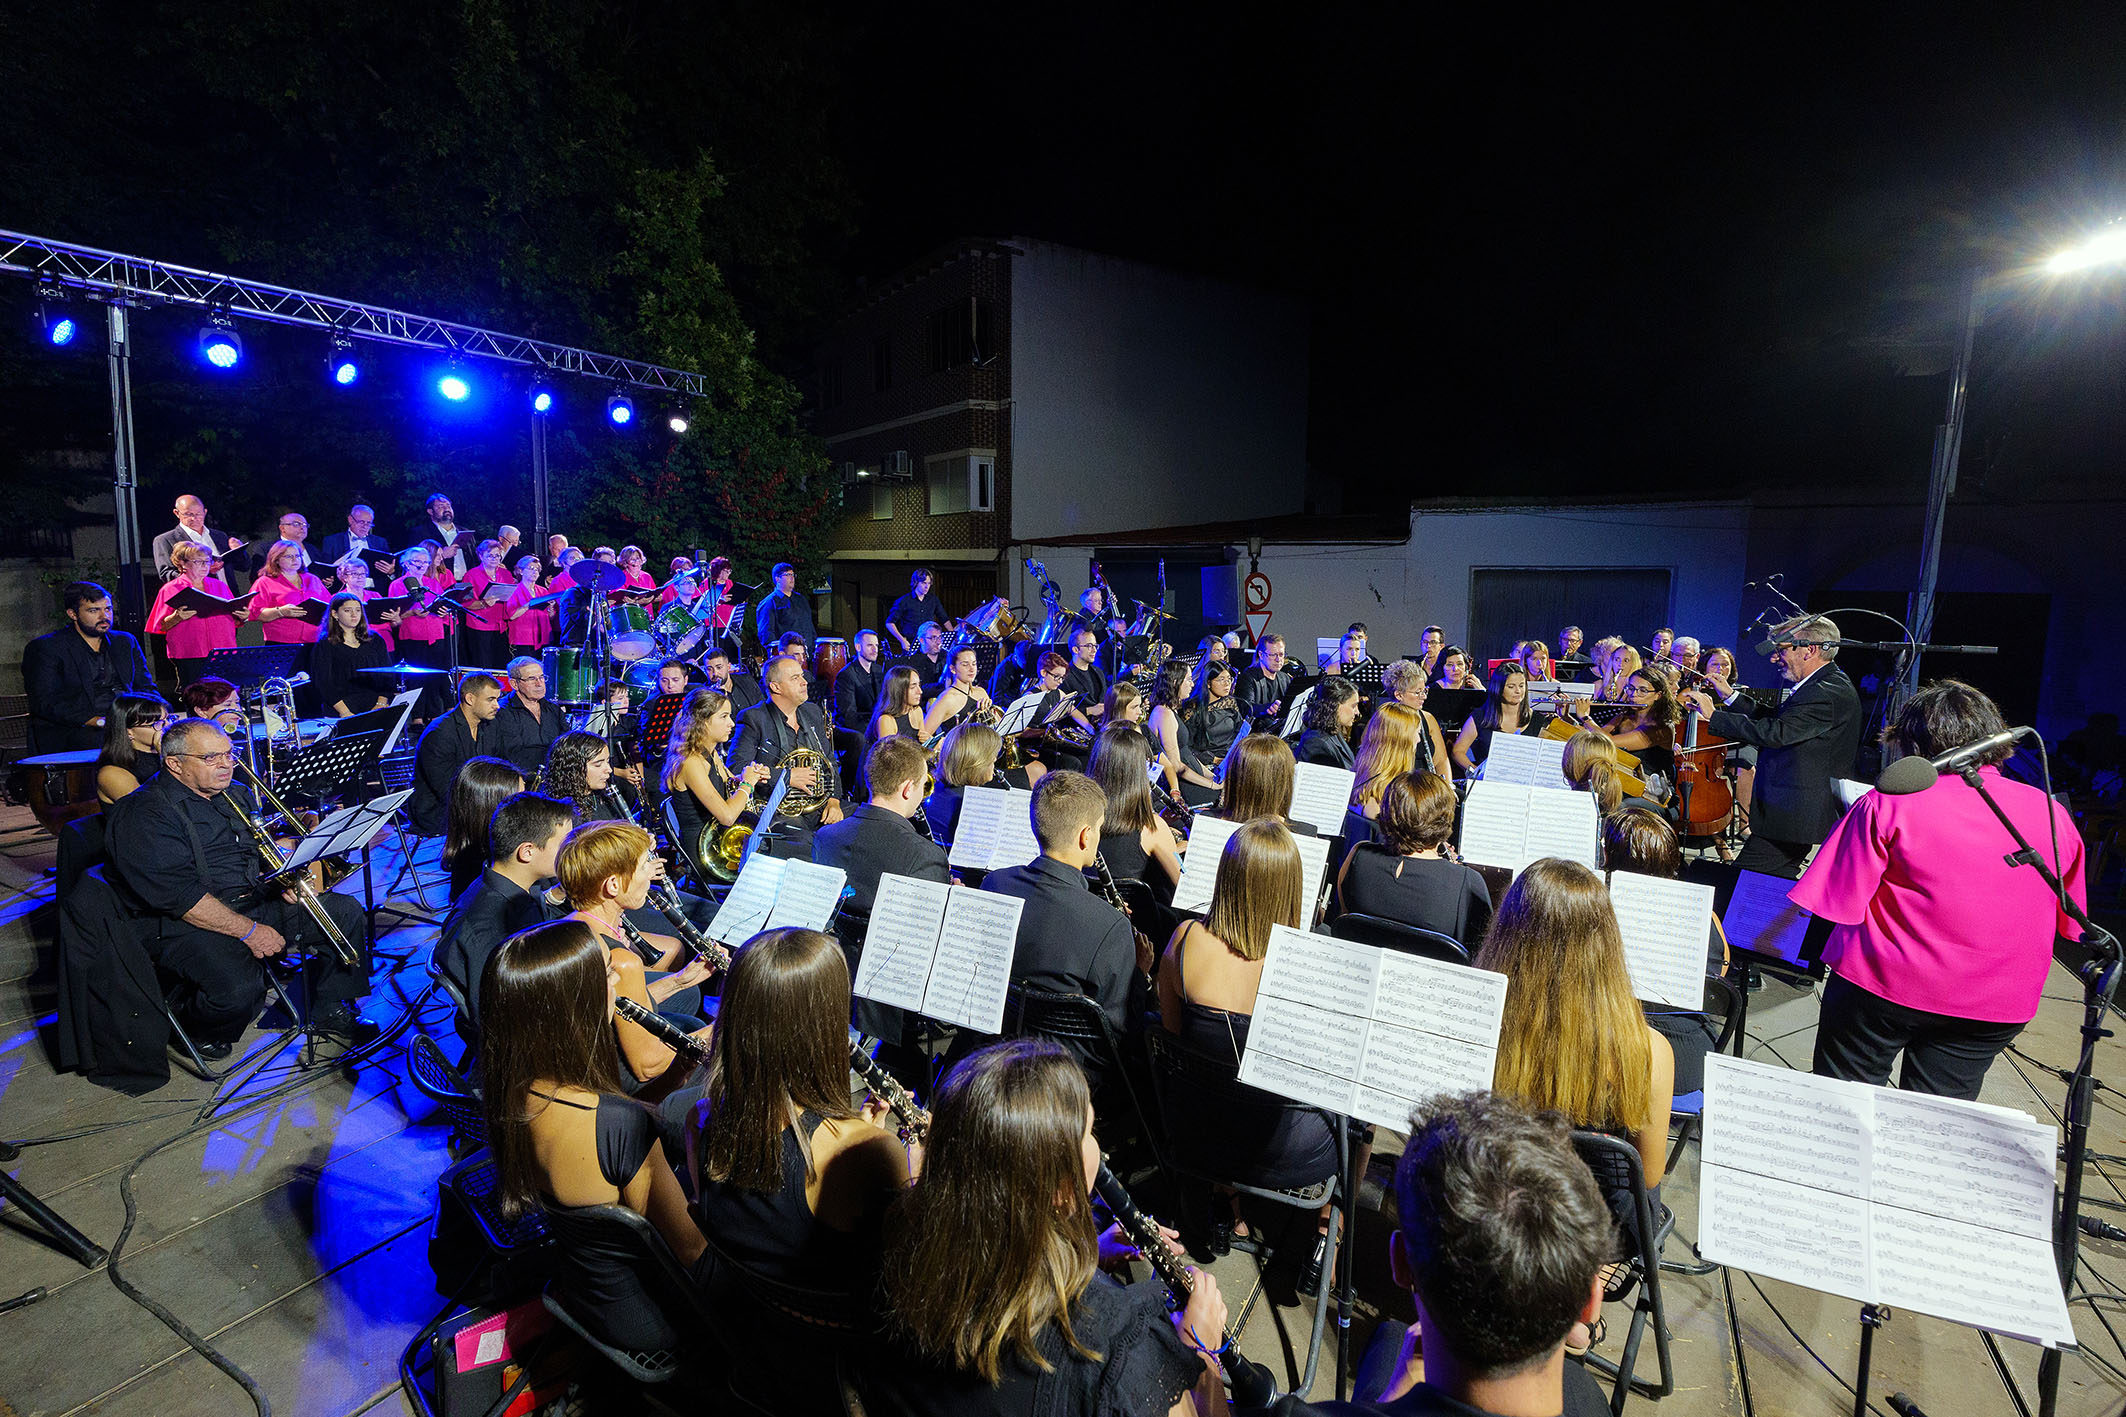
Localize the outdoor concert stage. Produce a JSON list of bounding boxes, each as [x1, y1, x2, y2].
[[2, 799, 2123, 1416]]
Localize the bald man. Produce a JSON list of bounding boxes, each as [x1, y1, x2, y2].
[[152, 495, 245, 582]]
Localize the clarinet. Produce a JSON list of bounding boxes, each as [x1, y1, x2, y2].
[[1093, 1161, 1276, 1405], [850, 1043, 930, 1143], [1149, 773, 1195, 839], [614, 995, 712, 1067], [600, 784, 644, 829], [618, 914, 668, 967], [1093, 852, 1157, 968], [645, 878, 733, 971]]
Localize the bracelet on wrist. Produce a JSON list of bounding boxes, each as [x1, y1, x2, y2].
[[240, 920, 258, 942]]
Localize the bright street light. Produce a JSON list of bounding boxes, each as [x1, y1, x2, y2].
[[2046, 226, 2126, 275]]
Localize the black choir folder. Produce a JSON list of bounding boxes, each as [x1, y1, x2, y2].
[[168, 585, 258, 616], [1700, 1055, 2074, 1347], [850, 873, 1025, 1035]]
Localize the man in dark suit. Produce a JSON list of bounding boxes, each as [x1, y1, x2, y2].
[[753, 561, 816, 656], [422, 492, 476, 578], [152, 494, 245, 582], [981, 770, 1153, 1084], [22, 581, 156, 752], [434, 792, 573, 1037], [731, 653, 842, 852], [1235, 632, 1306, 729], [833, 629, 887, 729], [320, 503, 395, 580], [247, 511, 318, 575], [410, 673, 504, 836], [702, 647, 763, 715], [493, 656, 568, 776], [1683, 614, 1861, 879], [812, 737, 948, 910]]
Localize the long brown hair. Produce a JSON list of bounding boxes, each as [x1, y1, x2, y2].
[[661, 688, 732, 793], [696, 929, 858, 1193], [883, 1040, 1100, 1382], [1560, 729, 1623, 814], [1218, 732, 1295, 822], [480, 921, 628, 1219], [1203, 817, 1305, 962], [1351, 702, 1422, 808], [1475, 859, 1652, 1134], [442, 756, 525, 880], [1087, 723, 1155, 835]]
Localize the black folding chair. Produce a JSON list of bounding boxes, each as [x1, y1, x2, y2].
[[1328, 911, 1470, 964], [407, 1031, 486, 1156], [540, 1204, 724, 1393], [660, 795, 715, 895], [695, 1224, 870, 1415], [1005, 984, 1169, 1187], [1571, 1130, 1676, 1413]]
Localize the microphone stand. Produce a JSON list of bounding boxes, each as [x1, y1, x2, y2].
[[1953, 763, 2118, 1417]]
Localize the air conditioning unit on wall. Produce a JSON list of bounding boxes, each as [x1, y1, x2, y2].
[[884, 450, 915, 481]]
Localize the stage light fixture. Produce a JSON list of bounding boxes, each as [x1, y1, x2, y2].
[[2048, 225, 2126, 275], [326, 333, 360, 386], [437, 364, 471, 402], [530, 380, 556, 415], [606, 389, 635, 426], [34, 278, 78, 347], [666, 410, 689, 434], [44, 310, 77, 346], [196, 313, 243, 369]]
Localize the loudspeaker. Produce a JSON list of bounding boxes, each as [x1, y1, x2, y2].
[[1201, 564, 1240, 626]]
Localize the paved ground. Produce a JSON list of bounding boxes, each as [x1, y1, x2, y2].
[[3, 798, 2124, 1415]]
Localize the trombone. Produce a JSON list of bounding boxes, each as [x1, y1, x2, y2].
[[222, 757, 361, 969]]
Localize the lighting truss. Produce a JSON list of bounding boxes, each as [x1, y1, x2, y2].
[[0, 228, 705, 396]]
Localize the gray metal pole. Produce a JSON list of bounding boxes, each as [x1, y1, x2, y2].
[[531, 410, 549, 561], [105, 303, 145, 628], [1904, 269, 1983, 703]]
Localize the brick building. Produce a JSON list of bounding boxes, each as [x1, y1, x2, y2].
[[812, 237, 1308, 636]]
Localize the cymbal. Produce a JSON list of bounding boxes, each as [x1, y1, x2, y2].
[[569, 559, 625, 592], [353, 662, 455, 679]]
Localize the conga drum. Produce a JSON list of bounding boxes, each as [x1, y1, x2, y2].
[[812, 636, 850, 685], [20, 750, 101, 835]]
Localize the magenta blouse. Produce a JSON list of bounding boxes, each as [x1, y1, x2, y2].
[[1789, 766, 2087, 1023]]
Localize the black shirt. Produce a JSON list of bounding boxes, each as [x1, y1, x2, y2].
[[834, 658, 888, 729], [812, 803, 950, 911], [411, 710, 492, 836], [22, 627, 156, 753], [755, 589, 817, 653], [1060, 662, 1107, 716], [107, 771, 259, 917], [885, 590, 947, 648], [493, 694, 568, 777], [1235, 663, 1303, 723], [982, 855, 1143, 1050], [1296, 728, 1356, 770], [898, 650, 949, 695], [1334, 843, 1493, 949], [436, 868, 534, 1031], [310, 634, 389, 717]]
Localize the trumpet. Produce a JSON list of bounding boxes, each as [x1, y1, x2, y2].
[[852, 1043, 929, 1144], [221, 761, 360, 970]]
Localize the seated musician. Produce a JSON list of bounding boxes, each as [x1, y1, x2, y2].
[[1294, 675, 1360, 769], [1603, 807, 1727, 1098], [868, 665, 928, 746], [1210, 731, 1313, 834], [1183, 659, 1245, 795], [105, 718, 374, 1059], [987, 638, 1039, 706], [1567, 664, 1678, 786], [327, 557, 400, 656], [442, 757, 526, 898], [538, 729, 634, 823], [1319, 624, 1378, 689], [982, 772, 1156, 1079], [1059, 627, 1109, 736], [409, 672, 503, 836], [702, 645, 764, 715], [147, 543, 244, 685], [833, 628, 888, 730], [1148, 662, 1221, 808], [1650, 627, 1675, 663], [1476, 859, 1675, 1205], [478, 922, 706, 1358], [435, 791, 574, 1036], [859, 1040, 1227, 1417], [23, 580, 156, 752], [1332, 771, 1492, 950], [179, 675, 241, 725], [1017, 650, 1080, 771], [922, 644, 995, 739], [924, 722, 1004, 848], [636, 658, 695, 758], [1512, 638, 1555, 684], [1594, 641, 1643, 702], [1669, 635, 1701, 673], [95, 694, 170, 805], [1450, 661, 1544, 779], [1087, 724, 1183, 893], [1101, 679, 1146, 728], [732, 654, 844, 851], [1235, 632, 1303, 727], [900, 620, 949, 693], [777, 630, 819, 698], [662, 689, 770, 866], [814, 737, 949, 911], [1558, 621, 1587, 668], [1430, 644, 1473, 691], [555, 822, 715, 1074], [493, 655, 567, 776], [690, 926, 913, 1305], [310, 593, 390, 718], [1378, 659, 1451, 778], [1561, 729, 1663, 818], [1349, 702, 1426, 826]]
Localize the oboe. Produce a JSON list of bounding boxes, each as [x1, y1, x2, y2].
[[614, 995, 712, 1066], [646, 878, 733, 972], [1093, 1160, 1276, 1405], [850, 1043, 929, 1144]]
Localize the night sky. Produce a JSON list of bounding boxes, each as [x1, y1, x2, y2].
[[836, 4, 2126, 507]]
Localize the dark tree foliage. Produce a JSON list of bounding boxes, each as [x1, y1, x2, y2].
[[0, 0, 848, 582]]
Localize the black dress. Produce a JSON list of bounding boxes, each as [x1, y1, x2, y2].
[[854, 1272, 1202, 1417], [668, 755, 735, 862], [693, 1111, 884, 1300], [1333, 842, 1493, 950], [309, 633, 388, 716], [1097, 827, 1153, 886], [539, 1093, 683, 1353]]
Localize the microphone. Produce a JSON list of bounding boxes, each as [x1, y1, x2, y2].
[[1875, 728, 2029, 795]]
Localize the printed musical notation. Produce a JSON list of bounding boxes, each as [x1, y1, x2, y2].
[[763, 858, 847, 933], [1720, 869, 1815, 967], [1287, 762, 1359, 834], [1171, 815, 1331, 917], [707, 854, 785, 945], [1605, 871, 1716, 1010], [1457, 781, 1599, 874], [850, 872, 1024, 1034], [1480, 732, 1570, 790], [1237, 925, 1508, 1132], [1699, 1055, 2072, 1347], [946, 787, 1041, 872]]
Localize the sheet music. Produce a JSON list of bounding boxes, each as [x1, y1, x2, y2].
[[1287, 763, 1358, 833], [1167, 814, 1239, 914], [851, 874, 948, 1013], [765, 858, 847, 932], [922, 888, 1024, 1033], [1480, 732, 1569, 790], [991, 789, 1040, 870], [1835, 777, 1874, 808], [997, 692, 1047, 736], [1294, 832, 1332, 919], [947, 786, 1006, 869], [709, 854, 785, 943], [1279, 687, 1315, 739], [1239, 925, 1508, 1132], [1457, 782, 1599, 874], [1721, 869, 1814, 967], [381, 692, 420, 754], [1605, 872, 1715, 1010], [1700, 1055, 2073, 1346]]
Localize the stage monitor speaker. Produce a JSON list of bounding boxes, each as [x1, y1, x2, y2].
[[1201, 564, 1240, 625]]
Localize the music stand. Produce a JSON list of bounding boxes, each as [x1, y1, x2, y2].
[[201, 643, 305, 690], [272, 724, 431, 934]]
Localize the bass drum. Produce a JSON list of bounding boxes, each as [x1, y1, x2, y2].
[[543, 645, 599, 705], [811, 636, 849, 686]]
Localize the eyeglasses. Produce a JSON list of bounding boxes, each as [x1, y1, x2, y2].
[[173, 750, 236, 765], [514, 672, 545, 683]]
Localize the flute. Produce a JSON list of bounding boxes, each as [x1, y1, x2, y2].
[[614, 995, 712, 1066]]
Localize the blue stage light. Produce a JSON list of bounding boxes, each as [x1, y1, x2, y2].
[[438, 372, 471, 402], [530, 381, 555, 414], [326, 333, 360, 386], [47, 314, 77, 347], [197, 317, 243, 369], [333, 358, 360, 385], [606, 390, 635, 426]]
